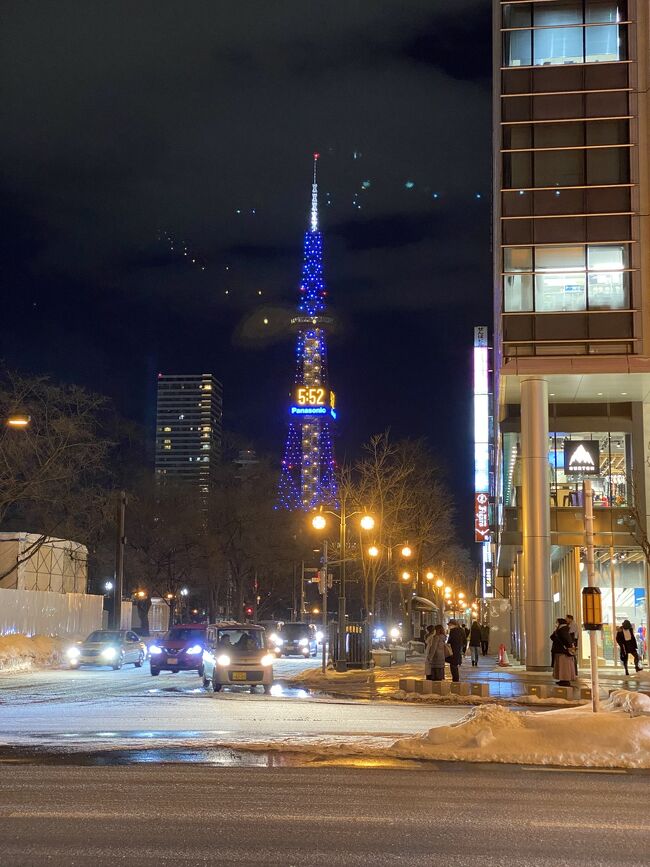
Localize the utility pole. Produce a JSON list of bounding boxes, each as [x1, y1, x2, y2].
[[300, 560, 306, 620], [337, 506, 347, 672], [113, 490, 127, 629]]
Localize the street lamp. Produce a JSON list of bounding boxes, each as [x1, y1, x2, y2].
[[104, 581, 114, 593], [435, 578, 444, 589], [401, 545, 412, 559], [401, 570, 411, 582], [6, 414, 31, 428], [368, 545, 380, 558], [425, 571, 434, 581], [310, 507, 375, 672]]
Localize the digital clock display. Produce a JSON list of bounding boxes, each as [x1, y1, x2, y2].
[[290, 386, 337, 419]]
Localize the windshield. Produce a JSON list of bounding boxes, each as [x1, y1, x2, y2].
[[85, 631, 122, 644], [216, 629, 263, 651], [279, 624, 312, 639], [167, 628, 205, 642]]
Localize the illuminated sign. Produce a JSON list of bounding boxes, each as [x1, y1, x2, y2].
[[290, 386, 337, 419], [564, 439, 599, 477], [475, 492, 490, 542], [482, 542, 494, 598], [474, 327, 489, 494]]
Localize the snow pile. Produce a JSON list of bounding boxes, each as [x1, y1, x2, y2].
[[389, 690, 650, 768], [287, 662, 426, 689], [0, 634, 65, 672]]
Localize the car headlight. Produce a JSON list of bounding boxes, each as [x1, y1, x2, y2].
[[269, 633, 278, 642], [260, 654, 274, 667], [149, 645, 162, 655], [390, 628, 400, 640], [186, 645, 202, 655], [273, 637, 283, 646], [299, 638, 309, 646], [66, 646, 81, 659], [101, 647, 117, 660], [315, 631, 323, 642], [373, 629, 385, 639], [216, 654, 231, 667]]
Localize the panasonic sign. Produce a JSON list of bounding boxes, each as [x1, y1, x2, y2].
[[564, 440, 600, 477]]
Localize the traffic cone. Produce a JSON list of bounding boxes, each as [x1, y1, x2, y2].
[[498, 643, 511, 667]]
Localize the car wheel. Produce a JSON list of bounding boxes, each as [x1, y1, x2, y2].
[[310, 648, 317, 657], [150, 667, 160, 677], [134, 652, 144, 668], [112, 654, 124, 671], [263, 685, 272, 695], [212, 678, 222, 693], [250, 686, 257, 694], [202, 673, 211, 688]]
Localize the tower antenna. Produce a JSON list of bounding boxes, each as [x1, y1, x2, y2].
[[311, 152, 320, 232]]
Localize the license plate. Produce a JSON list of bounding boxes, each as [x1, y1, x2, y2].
[[167, 657, 178, 664], [231, 671, 247, 681]]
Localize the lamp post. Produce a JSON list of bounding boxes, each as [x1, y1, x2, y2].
[[311, 508, 374, 672]]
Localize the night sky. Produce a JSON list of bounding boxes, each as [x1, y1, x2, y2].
[[1, 1, 492, 543]]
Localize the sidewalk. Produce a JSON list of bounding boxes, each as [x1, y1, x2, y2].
[[456, 654, 648, 700]]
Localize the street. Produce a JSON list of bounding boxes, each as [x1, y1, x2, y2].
[[0, 660, 467, 751], [0, 761, 646, 866]]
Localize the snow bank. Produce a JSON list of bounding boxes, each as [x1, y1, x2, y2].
[[0, 634, 65, 672], [389, 689, 650, 768], [287, 662, 425, 689]]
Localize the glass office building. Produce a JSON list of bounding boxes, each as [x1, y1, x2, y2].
[[493, 1, 650, 669]]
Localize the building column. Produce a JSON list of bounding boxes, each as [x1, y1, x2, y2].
[[521, 377, 552, 670]]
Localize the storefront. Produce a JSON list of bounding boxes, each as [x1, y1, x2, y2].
[[551, 545, 648, 667]]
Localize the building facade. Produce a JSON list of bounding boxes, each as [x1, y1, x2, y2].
[[493, 1, 649, 669], [154, 373, 223, 495]]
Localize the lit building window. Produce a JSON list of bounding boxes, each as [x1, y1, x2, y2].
[[503, 244, 628, 312], [503, 1, 624, 68]]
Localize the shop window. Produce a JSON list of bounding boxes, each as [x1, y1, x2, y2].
[[549, 431, 629, 508]]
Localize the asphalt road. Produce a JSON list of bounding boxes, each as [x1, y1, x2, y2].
[[0, 761, 645, 866]]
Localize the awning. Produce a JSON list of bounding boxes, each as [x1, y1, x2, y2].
[[411, 596, 440, 612]]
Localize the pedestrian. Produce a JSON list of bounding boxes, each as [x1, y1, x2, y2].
[[425, 625, 446, 682], [566, 614, 579, 676], [469, 620, 482, 667], [447, 619, 465, 683], [550, 617, 575, 686], [616, 620, 643, 675], [480, 622, 490, 656]]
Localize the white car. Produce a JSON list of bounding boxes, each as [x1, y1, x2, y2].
[[66, 630, 147, 670], [202, 623, 273, 694]]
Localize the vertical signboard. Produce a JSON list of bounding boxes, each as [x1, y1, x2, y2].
[[473, 326, 493, 597]]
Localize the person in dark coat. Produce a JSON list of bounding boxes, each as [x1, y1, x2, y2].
[[446, 619, 465, 682], [550, 617, 574, 686], [480, 623, 490, 656], [616, 620, 642, 675], [469, 620, 482, 667], [425, 625, 446, 681]]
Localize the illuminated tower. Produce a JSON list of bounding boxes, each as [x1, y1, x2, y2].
[[277, 155, 338, 511]]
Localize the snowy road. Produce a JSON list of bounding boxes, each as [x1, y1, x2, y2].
[[0, 660, 467, 751]]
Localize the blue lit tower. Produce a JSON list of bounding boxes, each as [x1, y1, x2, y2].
[[278, 155, 338, 511]]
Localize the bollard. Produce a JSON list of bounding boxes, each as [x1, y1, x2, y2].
[[414, 679, 434, 695], [431, 680, 451, 695], [470, 683, 490, 697], [399, 678, 417, 693], [526, 684, 549, 699], [450, 682, 471, 696]]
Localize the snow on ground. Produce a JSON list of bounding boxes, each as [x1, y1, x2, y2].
[[209, 690, 650, 769], [0, 635, 64, 672]]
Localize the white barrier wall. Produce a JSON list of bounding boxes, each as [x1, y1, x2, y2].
[[0, 534, 88, 592], [0, 588, 103, 637]]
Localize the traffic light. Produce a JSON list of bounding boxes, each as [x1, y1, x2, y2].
[[244, 604, 254, 617]]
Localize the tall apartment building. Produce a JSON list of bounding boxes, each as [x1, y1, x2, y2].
[[154, 374, 223, 495], [493, 1, 649, 669]]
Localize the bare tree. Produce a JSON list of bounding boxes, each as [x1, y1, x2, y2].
[[0, 369, 112, 579]]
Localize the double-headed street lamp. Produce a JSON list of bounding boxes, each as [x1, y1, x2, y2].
[[311, 507, 375, 672]]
